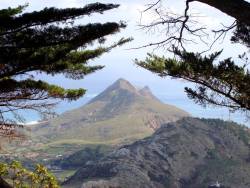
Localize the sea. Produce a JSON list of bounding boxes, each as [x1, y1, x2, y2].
[[19, 90, 249, 127]]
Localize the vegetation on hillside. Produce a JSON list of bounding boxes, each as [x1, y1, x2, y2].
[[201, 118, 250, 146], [64, 118, 250, 188], [31, 79, 188, 148], [52, 145, 112, 170]]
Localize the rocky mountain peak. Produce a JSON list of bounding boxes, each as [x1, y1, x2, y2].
[[87, 79, 138, 105], [110, 78, 138, 93], [139, 86, 157, 100], [34, 78, 189, 148], [88, 79, 141, 104]]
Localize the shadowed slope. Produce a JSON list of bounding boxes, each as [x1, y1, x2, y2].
[[64, 118, 250, 188]]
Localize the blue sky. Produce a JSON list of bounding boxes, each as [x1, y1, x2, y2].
[[1, 1, 249, 126]]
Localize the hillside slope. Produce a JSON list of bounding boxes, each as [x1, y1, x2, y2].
[[64, 118, 250, 188], [33, 79, 189, 146]]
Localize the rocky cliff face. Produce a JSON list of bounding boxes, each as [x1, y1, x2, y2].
[[64, 118, 250, 188]]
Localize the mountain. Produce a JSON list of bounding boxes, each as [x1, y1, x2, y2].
[[33, 78, 189, 146], [64, 118, 250, 188], [51, 145, 112, 170]]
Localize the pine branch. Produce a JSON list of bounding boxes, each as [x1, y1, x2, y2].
[[136, 49, 250, 111], [0, 3, 119, 35]]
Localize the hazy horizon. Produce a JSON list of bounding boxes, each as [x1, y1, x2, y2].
[[1, 1, 249, 126], [20, 78, 249, 127]]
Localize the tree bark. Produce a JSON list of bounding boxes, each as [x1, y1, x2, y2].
[[0, 177, 12, 188], [192, 0, 250, 25]]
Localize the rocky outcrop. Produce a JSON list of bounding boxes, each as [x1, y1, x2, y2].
[[64, 118, 250, 188]]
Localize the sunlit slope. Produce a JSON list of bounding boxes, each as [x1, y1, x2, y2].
[[33, 78, 189, 145]]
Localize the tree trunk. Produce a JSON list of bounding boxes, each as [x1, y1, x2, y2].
[[0, 177, 12, 188], [192, 0, 250, 24]]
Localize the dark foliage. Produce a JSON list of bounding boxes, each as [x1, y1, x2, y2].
[[0, 3, 130, 126], [136, 49, 250, 111], [136, 0, 250, 115]]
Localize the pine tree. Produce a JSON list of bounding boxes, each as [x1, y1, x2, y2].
[[0, 3, 130, 132], [136, 0, 250, 114]]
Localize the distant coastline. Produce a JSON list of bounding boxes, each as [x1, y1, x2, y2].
[[21, 92, 249, 127]]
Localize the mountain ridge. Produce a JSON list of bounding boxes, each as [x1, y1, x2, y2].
[[32, 78, 189, 147], [64, 117, 250, 188]]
